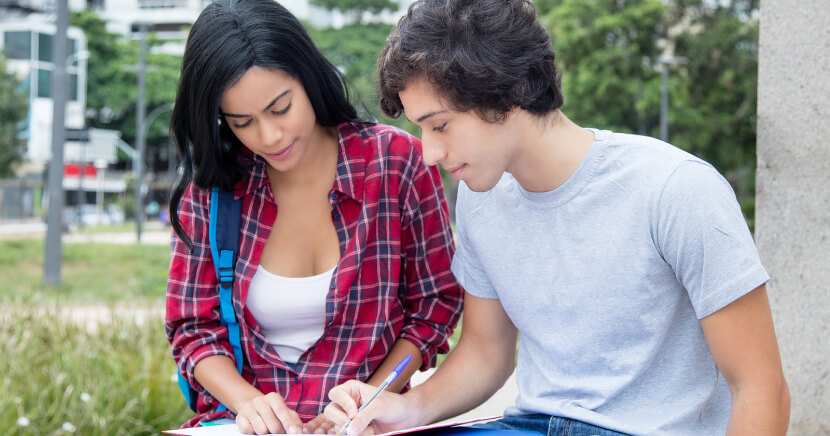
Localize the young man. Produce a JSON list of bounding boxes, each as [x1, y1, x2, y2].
[[325, 1, 790, 435]]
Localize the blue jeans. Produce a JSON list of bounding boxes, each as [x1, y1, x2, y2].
[[474, 413, 630, 436]]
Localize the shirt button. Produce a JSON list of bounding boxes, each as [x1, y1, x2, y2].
[[330, 281, 336, 289], [330, 192, 338, 201], [333, 212, 341, 221]]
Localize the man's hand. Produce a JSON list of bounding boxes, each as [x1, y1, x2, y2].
[[325, 380, 416, 436], [235, 392, 303, 435], [304, 413, 337, 434]]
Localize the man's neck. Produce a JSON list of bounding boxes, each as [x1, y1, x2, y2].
[[507, 110, 595, 193]]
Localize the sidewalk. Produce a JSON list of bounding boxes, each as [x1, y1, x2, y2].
[[0, 219, 171, 245]]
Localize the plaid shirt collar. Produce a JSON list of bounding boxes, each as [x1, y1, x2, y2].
[[233, 122, 366, 203]]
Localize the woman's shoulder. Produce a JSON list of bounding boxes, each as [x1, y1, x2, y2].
[[177, 180, 214, 214], [340, 121, 421, 156]]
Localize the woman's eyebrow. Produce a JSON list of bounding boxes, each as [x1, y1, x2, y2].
[[221, 90, 293, 118]]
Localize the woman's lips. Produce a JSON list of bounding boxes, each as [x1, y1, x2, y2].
[[267, 142, 294, 161]]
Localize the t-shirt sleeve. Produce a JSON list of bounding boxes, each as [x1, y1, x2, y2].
[[655, 160, 769, 319], [450, 181, 500, 300]]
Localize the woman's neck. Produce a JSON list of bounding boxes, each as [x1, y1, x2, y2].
[[267, 125, 339, 197]]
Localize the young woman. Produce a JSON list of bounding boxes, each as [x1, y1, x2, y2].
[[164, 0, 463, 433]]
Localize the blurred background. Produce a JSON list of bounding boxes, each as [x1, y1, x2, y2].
[[0, 0, 762, 434]]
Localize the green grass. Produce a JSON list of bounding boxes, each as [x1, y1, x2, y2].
[[0, 239, 170, 303], [0, 309, 193, 435]]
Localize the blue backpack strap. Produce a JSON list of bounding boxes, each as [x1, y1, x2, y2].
[[177, 187, 244, 414], [209, 187, 244, 412]]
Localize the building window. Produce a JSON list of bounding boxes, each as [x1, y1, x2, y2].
[[37, 68, 51, 98], [37, 33, 77, 64], [38, 32, 53, 62], [3, 31, 32, 60], [69, 73, 78, 101], [36, 70, 79, 100]]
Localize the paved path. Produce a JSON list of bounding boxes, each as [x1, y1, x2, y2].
[[0, 219, 171, 245]]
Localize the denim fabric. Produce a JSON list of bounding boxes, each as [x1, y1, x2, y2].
[[475, 413, 630, 436]]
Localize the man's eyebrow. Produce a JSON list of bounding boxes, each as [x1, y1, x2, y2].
[[415, 110, 448, 123], [221, 90, 292, 118]]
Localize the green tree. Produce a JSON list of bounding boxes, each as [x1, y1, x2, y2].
[[310, 0, 399, 23], [70, 10, 180, 168], [0, 55, 29, 177], [666, 0, 759, 212], [542, 0, 759, 222], [543, 0, 668, 135], [308, 22, 417, 133]]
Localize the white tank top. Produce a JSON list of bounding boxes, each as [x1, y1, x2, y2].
[[246, 264, 335, 364]]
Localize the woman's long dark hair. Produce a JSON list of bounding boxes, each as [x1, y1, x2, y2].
[[169, 0, 358, 249]]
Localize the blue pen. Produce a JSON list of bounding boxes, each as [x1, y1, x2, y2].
[[336, 354, 413, 436]]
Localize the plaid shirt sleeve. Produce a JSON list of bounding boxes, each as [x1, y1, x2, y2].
[[165, 183, 235, 400], [395, 134, 464, 369]]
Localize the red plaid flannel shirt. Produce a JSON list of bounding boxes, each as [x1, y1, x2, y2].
[[165, 122, 463, 426]]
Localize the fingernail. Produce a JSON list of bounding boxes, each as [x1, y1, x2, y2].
[[290, 426, 300, 433]]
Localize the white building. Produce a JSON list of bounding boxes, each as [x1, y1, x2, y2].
[[1, 18, 87, 162], [1, 3, 125, 220], [91, 0, 416, 43]]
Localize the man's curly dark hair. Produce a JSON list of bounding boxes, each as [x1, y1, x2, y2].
[[378, 0, 564, 123]]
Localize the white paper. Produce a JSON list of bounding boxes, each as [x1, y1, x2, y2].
[[162, 424, 305, 436], [163, 416, 500, 436]]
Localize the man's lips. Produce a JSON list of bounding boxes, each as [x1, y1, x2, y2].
[[446, 164, 466, 180]]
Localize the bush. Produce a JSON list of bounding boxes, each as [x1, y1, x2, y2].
[[0, 309, 192, 435]]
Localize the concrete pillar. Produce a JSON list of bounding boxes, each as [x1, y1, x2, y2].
[[756, 2, 830, 434]]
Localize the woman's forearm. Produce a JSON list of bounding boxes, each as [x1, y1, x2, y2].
[[366, 338, 423, 392], [193, 354, 262, 413]]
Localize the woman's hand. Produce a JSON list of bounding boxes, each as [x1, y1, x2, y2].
[[236, 392, 303, 435], [303, 413, 337, 434]]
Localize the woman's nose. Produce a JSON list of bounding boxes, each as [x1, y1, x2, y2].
[[259, 118, 284, 147]]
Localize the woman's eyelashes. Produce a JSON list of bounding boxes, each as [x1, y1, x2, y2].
[[233, 119, 251, 128], [432, 122, 448, 132], [272, 101, 292, 115], [231, 102, 292, 129]]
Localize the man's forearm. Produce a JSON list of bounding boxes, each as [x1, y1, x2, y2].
[[404, 335, 515, 427], [727, 383, 790, 435]]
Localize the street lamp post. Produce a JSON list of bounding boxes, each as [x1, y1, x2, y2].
[[659, 55, 687, 143], [43, 0, 69, 286], [135, 24, 148, 243]]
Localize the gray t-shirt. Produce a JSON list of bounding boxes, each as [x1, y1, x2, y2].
[[451, 129, 769, 435]]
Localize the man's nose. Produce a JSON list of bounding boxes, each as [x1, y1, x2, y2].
[[421, 138, 447, 166]]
